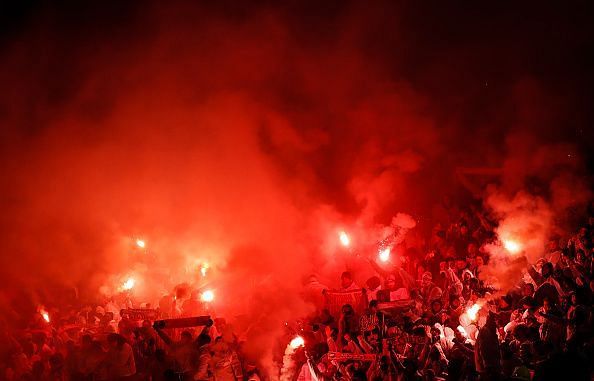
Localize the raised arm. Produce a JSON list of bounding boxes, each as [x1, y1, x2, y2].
[[527, 265, 544, 286], [368, 257, 390, 278], [153, 326, 174, 346]]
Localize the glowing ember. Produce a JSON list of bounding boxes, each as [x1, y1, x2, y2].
[[503, 239, 522, 254], [466, 303, 481, 321], [379, 247, 391, 262], [201, 289, 215, 302], [121, 277, 135, 291], [339, 231, 350, 247], [200, 263, 209, 277], [136, 239, 146, 248], [290, 336, 305, 349], [457, 325, 467, 337]]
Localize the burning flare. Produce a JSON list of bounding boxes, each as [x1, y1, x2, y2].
[[201, 289, 215, 302], [121, 277, 136, 291], [136, 239, 146, 249], [503, 239, 522, 254], [339, 231, 350, 247], [379, 247, 391, 262], [457, 325, 467, 337], [466, 303, 481, 321], [39, 307, 50, 323], [289, 336, 305, 349], [200, 263, 209, 277]]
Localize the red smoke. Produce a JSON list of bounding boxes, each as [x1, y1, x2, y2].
[[0, 0, 593, 370]]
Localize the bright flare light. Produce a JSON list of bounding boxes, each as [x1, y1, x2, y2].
[[379, 247, 391, 262], [136, 239, 146, 248], [201, 290, 215, 302], [121, 277, 136, 291], [290, 336, 305, 349], [339, 231, 350, 247], [503, 239, 522, 254], [40, 308, 50, 323], [457, 325, 467, 337], [466, 303, 481, 321]]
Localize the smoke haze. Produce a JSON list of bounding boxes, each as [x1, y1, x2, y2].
[[1, 0, 593, 366]]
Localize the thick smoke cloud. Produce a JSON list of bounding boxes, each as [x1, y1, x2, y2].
[[0, 0, 593, 368], [480, 136, 591, 292], [478, 81, 592, 292]]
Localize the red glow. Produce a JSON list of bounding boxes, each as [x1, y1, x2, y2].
[[289, 336, 305, 349], [120, 277, 135, 291], [379, 247, 391, 262], [465, 303, 481, 321], [201, 289, 215, 302], [0, 2, 590, 371], [503, 239, 522, 254], [200, 263, 209, 277], [39, 307, 50, 323]]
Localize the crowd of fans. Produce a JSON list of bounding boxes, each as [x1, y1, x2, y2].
[[1, 199, 593, 381]]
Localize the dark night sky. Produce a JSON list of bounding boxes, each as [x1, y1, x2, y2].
[[2, 1, 593, 146]]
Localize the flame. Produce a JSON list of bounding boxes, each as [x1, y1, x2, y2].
[[339, 231, 350, 247], [466, 303, 481, 321], [40, 308, 50, 323], [457, 325, 467, 337], [136, 239, 146, 248], [379, 247, 391, 262], [201, 289, 215, 302], [503, 239, 522, 254], [200, 263, 209, 277], [121, 277, 136, 291], [290, 336, 305, 349]]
